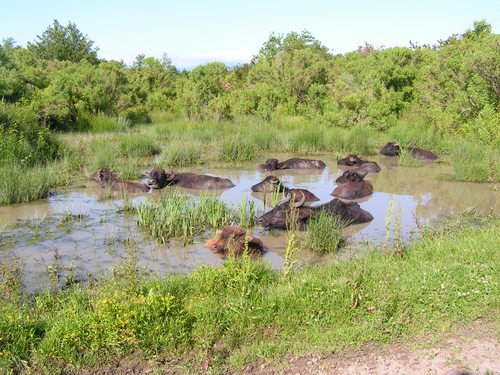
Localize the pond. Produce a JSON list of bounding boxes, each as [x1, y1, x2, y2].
[[0, 153, 498, 292]]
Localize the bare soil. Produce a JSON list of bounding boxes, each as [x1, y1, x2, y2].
[[78, 320, 499, 375]]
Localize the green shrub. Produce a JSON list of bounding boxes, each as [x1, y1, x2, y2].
[[0, 103, 61, 167]]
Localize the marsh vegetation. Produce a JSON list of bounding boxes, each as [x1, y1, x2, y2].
[[0, 19, 499, 374]]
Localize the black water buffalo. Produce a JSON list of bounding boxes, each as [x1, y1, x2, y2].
[[380, 142, 438, 160], [260, 158, 326, 171], [256, 192, 373, 230], [337, 154, 381, 173], [203, 226, 265, 257], [332, 170, 373, 200], [145, 168, 235, 189], [251, 176, 320, 202], [91, 167, 150, 193]]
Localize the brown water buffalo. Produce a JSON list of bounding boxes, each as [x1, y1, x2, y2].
[[337, 154, 381, 173], [332, 170, 373, 200], [203, 226, 265, 257], [91, 167, 150, 193], [380, 142, 438, 160], [260, 158, 326, 171], [145, 168, 235, 189], [256, 192, 373, 230], [251, 176, 320, 202]]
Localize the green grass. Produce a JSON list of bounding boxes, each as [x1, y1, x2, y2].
[[217, 136, 256, 162], [450, 141, 498, 182], [157, 141, 203, 168], [83, 114, 131, 133], [303, 211, 345, 254], [118, 135, 160, 157], [388, 119, 447, 153], [0, 165, 58, 205], [0, 217, 498, 373], [137, 192, 234, 243], [398, 148, 420, 167]]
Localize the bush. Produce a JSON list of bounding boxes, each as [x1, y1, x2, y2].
[[0, 103, 61, 167]]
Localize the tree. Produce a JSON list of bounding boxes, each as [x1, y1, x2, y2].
[[28, 20, 99, 64]]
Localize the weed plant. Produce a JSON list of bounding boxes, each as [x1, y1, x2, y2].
[[0, 166, 57, 205], [137, 192, 234, 243], [158, 141, 203, 168], [450, 141, 498, 182], [303, 211, 345, 254], [218, 137, 256, 162], [398, 148, 420, 167], [83, 114, 131, 132], [118, 135, 160, 157]]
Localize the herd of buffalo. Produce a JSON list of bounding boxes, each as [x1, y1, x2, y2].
[[91, 142, 439, 257]]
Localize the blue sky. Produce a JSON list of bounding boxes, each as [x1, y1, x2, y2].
[[1, 0, 499, 68]]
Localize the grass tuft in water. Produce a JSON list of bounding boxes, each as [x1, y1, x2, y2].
[[303, 211, 345, 254], [137, 192, 234, 243], [398, 148, 420, 167], [450, 141, 498, 182]]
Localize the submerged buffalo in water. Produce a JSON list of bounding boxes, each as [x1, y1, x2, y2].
[[380, 142, 438, 160], [251, 176, 319, 202], [91, 167, 150, 193], [260, 158, 326, 171], [256, 192, 373, 230], [145, 168, 235, 189], [332, 170, 373, 200], [337, 154, 381, 173], [203, 226, 265, 257]]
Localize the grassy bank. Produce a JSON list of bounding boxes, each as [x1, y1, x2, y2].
[[1, 215, 498, 373]]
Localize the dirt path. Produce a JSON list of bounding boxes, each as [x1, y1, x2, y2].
[[79, 321, 499, 375]]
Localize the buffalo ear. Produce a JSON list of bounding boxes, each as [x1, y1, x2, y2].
[[143, 171, 151, 178], [166, 173, 175, 181], [99, 169, 105, 179]]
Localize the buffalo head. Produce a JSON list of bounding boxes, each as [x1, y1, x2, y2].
[[256, 192, 309, 230], [91, 167, 119, 183], [251, 175, 286, 193], [261, 159, 280, 171], [335, 169, 368, 184], [380, 142, 400, 156], [145, 167, 174, 189], [203, 226, 264, 257]]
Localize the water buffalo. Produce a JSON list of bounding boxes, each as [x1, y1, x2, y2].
[[203, 226, 265, 257], [91, 168, 150, 193], [256, 192, 373, 230], [251, 176, 320, 202], [332, 170, 373, 200], [380, 142, 438, 160], [260, 158, 326, 171], [337, 154, 381, 173], [145, 168, 235, 189]]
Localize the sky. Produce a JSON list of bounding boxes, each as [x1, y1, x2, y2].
[[1, 0, 499, 69]]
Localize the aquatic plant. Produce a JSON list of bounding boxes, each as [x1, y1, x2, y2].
[[303, 210, 345, 254]]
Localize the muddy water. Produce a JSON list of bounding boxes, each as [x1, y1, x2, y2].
[[0, 153, 498, 291]]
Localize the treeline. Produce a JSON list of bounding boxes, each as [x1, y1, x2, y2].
[[0, 20, 499, 161]]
